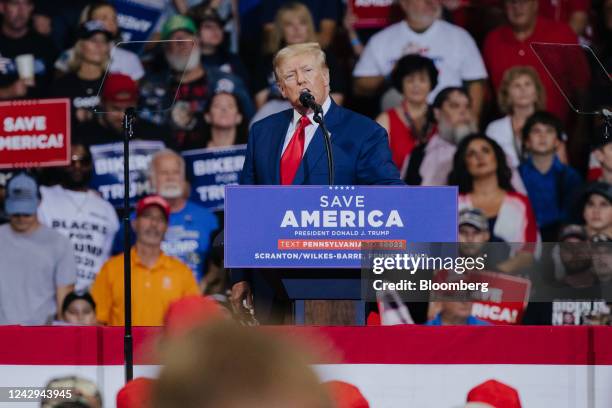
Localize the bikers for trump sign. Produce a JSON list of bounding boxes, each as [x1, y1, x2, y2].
[[0, 98, 70, 169], [182, 145, 246, 211]]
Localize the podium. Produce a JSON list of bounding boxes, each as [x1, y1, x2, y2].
[[225, 185, 458, 325]]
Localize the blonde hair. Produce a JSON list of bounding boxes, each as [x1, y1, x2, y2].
[[273, 42, 328, 83], [265, 1, 317, 55], [498, 66, 546, 114], [67, 39, 110, 73]]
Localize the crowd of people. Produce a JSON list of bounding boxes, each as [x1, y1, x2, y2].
[[0, 0, 611, 328]]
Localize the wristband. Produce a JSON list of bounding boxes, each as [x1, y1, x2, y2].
[[350, 37, 361, 47]]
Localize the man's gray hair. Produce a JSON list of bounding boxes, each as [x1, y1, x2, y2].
[[273, 42, 328, 83], [148, 148, 186, 186]]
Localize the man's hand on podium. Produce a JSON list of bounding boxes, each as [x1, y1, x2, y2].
[[231, 281, 253, 314]]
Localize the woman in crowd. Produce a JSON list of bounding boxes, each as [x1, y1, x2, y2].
[[203, 91, 247, 148], [376, 54, 438, 171], [485, 66, 548, 168], [50, 21, 112, 125], [582, 182, 612, 239], [448, 134, 538, 274], [253, 2, 346, 111], [54, 1, 144, 81]]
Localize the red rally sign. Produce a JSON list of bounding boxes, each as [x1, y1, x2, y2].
[[0, 98, 71, 169], [350, 0, 396, 29], [434, 270, 531, 325]]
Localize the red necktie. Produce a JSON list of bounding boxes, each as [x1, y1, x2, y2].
[[280, 115, 311, 185]]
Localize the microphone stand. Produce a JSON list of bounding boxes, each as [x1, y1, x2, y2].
[[312, 105, 334, 186], [122, 107, 135, 383]]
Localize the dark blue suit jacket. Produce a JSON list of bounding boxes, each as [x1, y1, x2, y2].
[[240, 100, 403, 186], [232, 101, 403, 291]]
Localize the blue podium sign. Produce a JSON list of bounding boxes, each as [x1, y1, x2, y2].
[[225, 186, 458, 268]]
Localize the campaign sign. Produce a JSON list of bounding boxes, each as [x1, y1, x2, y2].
[[0, 99, 70, 169], [111, 0, 164, 53], [89, 140, 165, 208], [434, 269, 531, 325], [350, 0, 396, 29], [182, 145, 246, 211], [225, 186, 457, 268]]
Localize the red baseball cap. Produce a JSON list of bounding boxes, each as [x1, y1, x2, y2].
[[116, 377, 155, 408], [163, 295, 228, 338], [136, 195, 170, 220], [324, 381, 369, 408], [466, 379, 522, 408], [102, 73, 138, 104]]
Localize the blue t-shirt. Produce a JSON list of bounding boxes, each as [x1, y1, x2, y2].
[[518, 156, 583, 228], [112, 200, 219, 281], [426, 313, 490, 326]]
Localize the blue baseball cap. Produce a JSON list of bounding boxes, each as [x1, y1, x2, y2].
[[5, 173, 39, 215]]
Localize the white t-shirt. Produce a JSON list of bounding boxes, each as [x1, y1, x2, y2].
[[353, 20, 487, 100], [485, 115, 521, 168], [55, 46, 145, 81], [38, 185, 120, 292]]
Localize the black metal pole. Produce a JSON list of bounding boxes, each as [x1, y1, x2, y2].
[[123, 107, 135, 383], [313, 111, 334, 186]]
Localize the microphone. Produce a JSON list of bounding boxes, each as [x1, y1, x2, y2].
[[299, 91, 322, 114]]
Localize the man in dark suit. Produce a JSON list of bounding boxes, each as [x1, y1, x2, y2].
[[231, 42, 403, 320]]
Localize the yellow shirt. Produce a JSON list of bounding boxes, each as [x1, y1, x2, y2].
[[91, 248, 200, 326]]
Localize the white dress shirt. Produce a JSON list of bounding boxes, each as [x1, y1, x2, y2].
[[281, 96, 332, 156]]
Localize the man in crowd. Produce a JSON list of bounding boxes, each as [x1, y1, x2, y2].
[[0, 0, 57, 99], [113, 149, 219, 287], [518, 111, 583, 241], [91, 195, 199, 326], [74, 73, 173, 148], [191, 6, 250, 87], [404, 87, 477, 186], [38, 142, 119, 291], [150, 149, 220, 285], [482, 0, 586, 122], [234, 42, 402, 321], [139, 15, 254, 151], [352, 0, 487, 119], [0, 173, 76, 324]]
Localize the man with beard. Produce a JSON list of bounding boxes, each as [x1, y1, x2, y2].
[[112, 149, 220, 288], [91, 195, 199, 326], [38, 142, 119, 291], [138, 15, 254, 151], [404, 87, 477, 185]]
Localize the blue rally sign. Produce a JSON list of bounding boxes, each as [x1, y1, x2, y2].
[[111, 0, 164, 53], [182, 145, 246, 211], [225, 186, 458, 268], [89, 140, 165, 208]]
